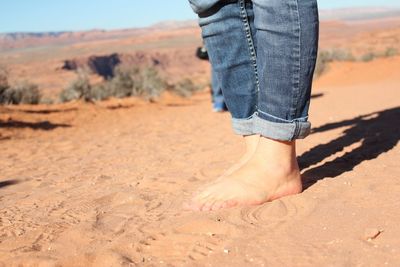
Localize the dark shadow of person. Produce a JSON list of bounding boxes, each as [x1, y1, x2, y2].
[[299, 107, 400, 189]]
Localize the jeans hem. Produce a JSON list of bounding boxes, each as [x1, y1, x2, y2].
[[231, 112, 311, 141], [231, 114, 256, 136]]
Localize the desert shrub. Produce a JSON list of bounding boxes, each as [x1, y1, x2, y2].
[[0, 66, 8, 89], [383, 47, 398, 57], [317, 49, 356, 63], [90, 83, 113, 101], [59, 65, 167, 102], [360, 52, 375, 62], [139, 67, 166, 99], [107, 65, 140, 98], [358, 48, 398, 62], [0, 66, 9, 99], [314, 49, 356, 79], [329, 49, 356, 61], [170, 78, 201, 97], [108, 65, 166, 98], [59, 71, 91, 102], [314, 51, 331, 78], [0, 67, 41, 105], [40, 98, 54, 104], [0, 81, 41, 104], [95, 65, 166, 100]]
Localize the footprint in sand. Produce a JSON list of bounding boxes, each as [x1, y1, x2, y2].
[[236, 197, 317, 228], [238, 199, 291, 227], [3, 256, 58, 267], [135, 218, 236, 265], [93, 207, 134, 236], [137, 232, 220, 264], [92, 250, 136, 267]]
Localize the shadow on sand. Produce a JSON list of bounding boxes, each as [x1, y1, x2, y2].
[[0, 179, 20, 189], [299, 107, 400, 189], [0, 120, 71, 130], [310, 93, 324, 99], [18, 107, 78, 114]]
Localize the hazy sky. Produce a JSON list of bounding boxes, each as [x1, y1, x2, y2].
[[1, 0, 400, 33]]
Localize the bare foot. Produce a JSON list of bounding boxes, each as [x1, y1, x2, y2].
[[185, 137, 302, 211]]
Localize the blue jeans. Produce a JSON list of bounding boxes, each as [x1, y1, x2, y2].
[[189, 0, 319, 141], [211, 68, 227, 111]]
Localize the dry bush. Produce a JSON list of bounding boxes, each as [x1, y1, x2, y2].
[[329, 49, 356, 61], [383, 47, 398, 57], [139, 67, 166, 100], [0, 81, 41, 105], [59, 70, 91, 102], [107, 65, 141, 98], [0, 66, 8, 89], [314, 49, 356, 79], [359, 47, 398, 62], [103, 65, 165, 100], [90, 83, 113, 101], [59, 66, 167, 102], [0, 66, 9, 99], [91, 65, 166, 101], [360, 52, 375, 62], [40, 98, 55, 104], [314, 51, 331, 79], [0, 66, 41, 105], [170, 78, 201, 97]]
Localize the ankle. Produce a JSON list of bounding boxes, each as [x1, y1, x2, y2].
[[251, 137, 300, 178], [243, 134, 260, 154], [254, 136, 296, 160]]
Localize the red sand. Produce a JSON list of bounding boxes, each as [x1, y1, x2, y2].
[[1, 54, 400, 266]]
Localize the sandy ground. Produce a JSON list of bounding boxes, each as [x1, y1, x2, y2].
[[1, 56, 400, 266]]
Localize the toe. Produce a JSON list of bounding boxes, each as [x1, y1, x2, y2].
[[184, 197, 206, 211], [183, 200, 201, 211], [200, 199, 217, 212], [211, 201, 225, 211], [222, 199, 238, 209]]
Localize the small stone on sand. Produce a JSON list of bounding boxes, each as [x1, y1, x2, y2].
[[364, 228, 382, 240]]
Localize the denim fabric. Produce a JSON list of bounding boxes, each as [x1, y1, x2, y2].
[[211, 68, 227, 112], [191, 0, 319, 141], [189, 0, 220, 14]]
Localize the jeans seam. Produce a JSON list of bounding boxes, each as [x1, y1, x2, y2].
[[290, 0, 301, 119], [238, 0, 259, 107], [232, 112, 256, 121], [292, 121, 300, 140]]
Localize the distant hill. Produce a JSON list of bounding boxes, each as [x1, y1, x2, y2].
[[0, 7, 399, 52], [149, 20, 198, 29], [0, 28, 152, 51], [319, 7, 400, 21]]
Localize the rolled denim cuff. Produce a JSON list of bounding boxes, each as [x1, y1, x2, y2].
[[232, 114, 256, 136], [231, 112, 311, 141], [253, 115, 311, 141]]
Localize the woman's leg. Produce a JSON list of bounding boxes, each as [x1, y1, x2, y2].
[[196, 0, 258, 131], [186, 0, 262, 211], [190, 1, 261, 175], [252, 0, 319, 140], [187, 0, 319, 211]]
